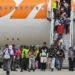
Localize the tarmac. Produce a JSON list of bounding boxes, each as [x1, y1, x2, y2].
[[0, 69, 75, 75]]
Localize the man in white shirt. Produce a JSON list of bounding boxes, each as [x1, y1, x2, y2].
[[3, 44, 14, 75]]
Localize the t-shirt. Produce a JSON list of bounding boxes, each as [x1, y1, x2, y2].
[[16, 49, 21, 57], [53, 2, 57, 9], [3, 48, 14, 59]]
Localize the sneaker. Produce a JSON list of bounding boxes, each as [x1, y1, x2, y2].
[[28, 69, 31, 72], [33, 69, 35, 71], [6, 71, 10, 75], [51, 68, 54, 71], [20, 69, 23, 72]]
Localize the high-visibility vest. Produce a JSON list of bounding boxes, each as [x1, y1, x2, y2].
[[22, 48, 26, 59], [53, 2, 57, 9], [25, 49, 29, 58], [22, 48, 29, 58]]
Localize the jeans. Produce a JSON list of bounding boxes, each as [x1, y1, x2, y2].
[[55, 57, 63, 70], [3, 59, 11, 75], [29, 58, 35, 70]]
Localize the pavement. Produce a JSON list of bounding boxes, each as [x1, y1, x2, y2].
[[0, 69, 75, 75]]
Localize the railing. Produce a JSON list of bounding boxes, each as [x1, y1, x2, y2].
[[47, 0, 51, 18], [47, 0, 54, 45], [70, 9, 73, 46], [49, 10, 54, 45]]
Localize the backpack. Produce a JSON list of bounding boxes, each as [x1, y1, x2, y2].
[[3, 48, 11, 59]]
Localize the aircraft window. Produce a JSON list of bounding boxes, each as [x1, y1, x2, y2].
[[17, 38, 19, 40], [20, 6, 23, 10], [10, 6, 13, 10], [31, 6, 34, 9], [0, 6, 2, 10], [41, 5, 44, 10], [4, 6, 7, 10], [12, 38, 14, 40], [7, 38, 9, 40], [15, 7, 18, 10], [25, 6, 28, 10], [36, 6, 38, 10]]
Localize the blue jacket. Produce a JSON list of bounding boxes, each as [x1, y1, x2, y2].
[[63, 19, 71, 25]]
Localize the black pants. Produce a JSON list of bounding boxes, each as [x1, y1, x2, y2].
[[54, 26, 58, 32], [68, 8, 71, 17], [18, 57, 22, 68], [64, 24, 70, 34], [11, 59, 17, 71], [25, 58, 29, 70], [69, 58, 74, 71], [0, 61, 3, 68], [20, 58, 29, 71], [41, 63, 46, 71], [20, 58, 26, 71]]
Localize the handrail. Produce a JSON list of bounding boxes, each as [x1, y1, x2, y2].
[[47, 0, 51, 19], [49, 10, 54, 45], [70, 9, 73, 46]]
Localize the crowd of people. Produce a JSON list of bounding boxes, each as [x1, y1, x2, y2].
[[0, 0, 75, 75], [0, 41, 75, 75], [0, 42, 65, 75], [52, 0, 75, 72], [53, 0, 71, 43]]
